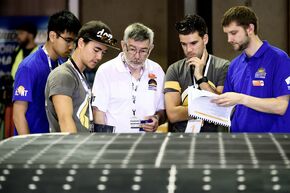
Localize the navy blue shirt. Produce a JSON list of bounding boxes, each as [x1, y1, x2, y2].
[[224, 41, 290, 132], [13, 46, 59, 134]]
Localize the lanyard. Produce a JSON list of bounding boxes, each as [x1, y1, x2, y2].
[[42, 46, 58, 72], [122, 55, 145, 117], [191, 55, 212, 88], [70, 58, 93, 122]]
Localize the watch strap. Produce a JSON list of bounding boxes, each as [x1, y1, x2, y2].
[[196, 77, 208, 85]]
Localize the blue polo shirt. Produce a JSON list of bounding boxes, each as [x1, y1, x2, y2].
[[13, 46, 59, 134], [224, 41, 290, 132]]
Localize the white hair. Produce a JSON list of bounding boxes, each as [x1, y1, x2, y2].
[[123, 23, 154, 45]]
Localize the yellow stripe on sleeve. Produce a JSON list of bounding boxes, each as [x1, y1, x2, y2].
[[164, 81, 181, 93]]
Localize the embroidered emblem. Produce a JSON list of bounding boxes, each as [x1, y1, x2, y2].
[[15, 86, 28, 96], [255, 67, 266, 79]]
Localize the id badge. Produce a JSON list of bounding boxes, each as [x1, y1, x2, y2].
[[185, 119, 202, 133], [130, 116, 140, 129]]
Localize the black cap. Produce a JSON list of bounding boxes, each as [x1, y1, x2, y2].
[[17, 22, 37, 37], [78, 20, 119, 50]]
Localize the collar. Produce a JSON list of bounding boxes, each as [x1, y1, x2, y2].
[[242, 40, 269, 62], [40, 45, 58, 69]]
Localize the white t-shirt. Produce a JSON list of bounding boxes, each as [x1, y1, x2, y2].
[[92, 53, 165, 133]]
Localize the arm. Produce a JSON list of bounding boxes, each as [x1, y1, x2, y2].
[[93, 107, 115, 132], [199, 83, 224, 94], [52, 95, 77, 133], [213, 92, 289, 115], [155, 109, 166, 125], [142, 109, 166, 132], [13, 101, 30, 135], [93, 106, 106, 124], [164, 91, 188, 123], [189, 49, 225, 94]]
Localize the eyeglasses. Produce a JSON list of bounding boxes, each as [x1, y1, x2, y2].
[[125, 44, 150, 57], [55, 32, 75, 45]]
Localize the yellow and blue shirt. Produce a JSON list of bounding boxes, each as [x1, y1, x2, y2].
[[164, 55, 229, 132]]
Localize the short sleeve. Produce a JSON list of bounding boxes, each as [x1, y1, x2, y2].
[[164, 64, 181, 93], [217, 60, 230, 86], [156, 66, 165, 110], [13, 66, 34, 102], [47, 70, 76, 98], [273, 56, 290, 97], [222, 58, 237, 94], [91, 67, 110, 112]]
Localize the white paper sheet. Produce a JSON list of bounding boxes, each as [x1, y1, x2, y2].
[[188, 86, 234, 127]]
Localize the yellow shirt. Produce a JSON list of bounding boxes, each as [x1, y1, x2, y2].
[[11, 46, 38, 79]]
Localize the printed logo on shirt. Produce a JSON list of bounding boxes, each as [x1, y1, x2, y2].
[[148, 78, 157, 91], [77, 96, 90, 129], [285, 76, 290, 85], [148, 73, 157, 91], [252, 80, 264, 87], [148, 73, 156, 79], [286, 76, 290, 90], [255, 67, 266, 79], [15, 86, 28, 96]]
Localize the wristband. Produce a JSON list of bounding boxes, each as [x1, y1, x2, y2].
[[196, 76, 208, 85]]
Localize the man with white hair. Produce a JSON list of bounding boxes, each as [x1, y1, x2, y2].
[[92, 23, 165, 133]]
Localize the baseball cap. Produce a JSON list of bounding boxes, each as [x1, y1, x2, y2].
[[78, 20, 119, 50]]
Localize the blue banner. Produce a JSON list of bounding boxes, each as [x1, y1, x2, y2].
[[0, 16, 49, 76]]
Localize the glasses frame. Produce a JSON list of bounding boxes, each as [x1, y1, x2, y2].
[[55, 32, 75, 45], [125, 43, 150, 57]]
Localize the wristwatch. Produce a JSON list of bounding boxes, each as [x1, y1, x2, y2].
[[153, 114, 159, 121], [196, 77, 208, 85]]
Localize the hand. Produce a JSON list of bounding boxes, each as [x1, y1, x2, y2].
[[187, 49, 208, 80], [211, 92, 243, 107], [140, 115, 159, 132]]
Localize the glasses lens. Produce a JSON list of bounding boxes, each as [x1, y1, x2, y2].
[[56, 32, 74, 44], [65, 38, 74, 44], [126, 44, 149, 56]]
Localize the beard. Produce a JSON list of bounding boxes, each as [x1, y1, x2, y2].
[[233, 35, 250, 51], [123, 55, 144, 70], [127, 60, 144, 70], [19, 38, 29, 48]]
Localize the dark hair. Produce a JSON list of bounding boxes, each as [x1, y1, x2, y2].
[[175, 14, 208, 37], [221, 6, 258, 34], [17, 22, 37, 38], [47, 10, 81, 41]]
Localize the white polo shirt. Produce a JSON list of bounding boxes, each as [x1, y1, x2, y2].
[[92, 53, 165, 133]]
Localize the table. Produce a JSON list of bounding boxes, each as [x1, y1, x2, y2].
[[0, 133, 289, 192]]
